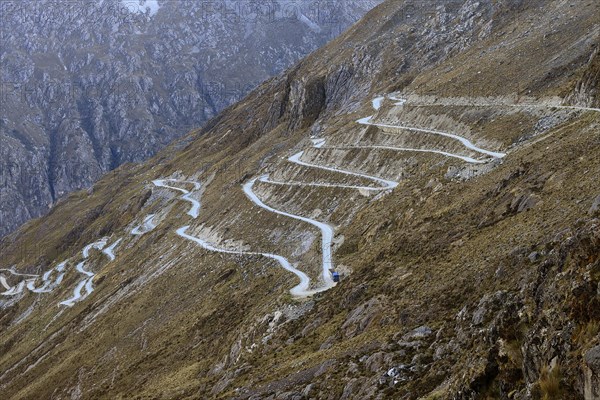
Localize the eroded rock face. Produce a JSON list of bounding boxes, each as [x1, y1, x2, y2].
[[453, 222, 600, 398], [0, 0, 382, 237], [584, 346, 600, 400]]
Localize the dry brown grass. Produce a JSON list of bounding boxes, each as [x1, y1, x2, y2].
[[538, 364, 562, 400], [576, 321, 600, 347]]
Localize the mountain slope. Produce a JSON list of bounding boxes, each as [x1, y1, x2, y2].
[[0, 0, 382, 237], [1, 0, 599, 399]]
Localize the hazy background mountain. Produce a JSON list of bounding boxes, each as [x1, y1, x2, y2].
[[0, 0, 382, 237]]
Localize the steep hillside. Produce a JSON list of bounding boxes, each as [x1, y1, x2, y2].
[[1, 0, 599, 399], [0, 0, 382, 237]]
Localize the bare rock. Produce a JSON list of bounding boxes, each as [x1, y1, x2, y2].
[[319, 335, 336, 351], [584, 345, 600, 400], [509, 193, 539, 214], [589, 195, 600, 216], [403, 326, 433, 340], [364, 352, 392, 373], [528, 251, 540, 263], [341, 297, 383, 338]]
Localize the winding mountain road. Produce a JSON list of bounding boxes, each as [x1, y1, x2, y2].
[[153, 179, 201, 218], [2, 281, 25, 296], [60, 280, 88, 308], [60, 238, 108, 307], [1, 269, 39, 296], [155, 179, 328, 296], [30, 262, 67, 293], [236, 94, 506, 296], [5, 93, 516, 305], [176, 226, 324, 296], [243, 177, 336, 291], [60, 263, 93, 307], [83, 238, 108, 258], [29, 270, 53, 293], [357, 116, 505, 159], [358, 95, 505, 159]]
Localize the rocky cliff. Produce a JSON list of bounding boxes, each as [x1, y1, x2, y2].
[[0, 0, 382, 237]]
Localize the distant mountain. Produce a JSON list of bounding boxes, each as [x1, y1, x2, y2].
[[0, 0, 382, 236]]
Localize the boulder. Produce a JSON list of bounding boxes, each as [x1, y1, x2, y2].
[[364, 352, 386, 373], [403, 325, 433, 340], [528, 251, 540, 263]]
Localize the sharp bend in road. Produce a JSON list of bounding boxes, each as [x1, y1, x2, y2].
[[153, 179, 201, 218], [30, 269, 54, 293], [60, 262, 92, 307], [2, 281, 25, 296], [59, 280, 88, 307], [243, 177, 337, 291], [83, 238, 108, 258], [366, 95, 599, 159], [372, 96, 385, 110], [176, 226, 325, 297], [0, 275, 11, 291], [103, 239, 122, 261], [388, 95, 407, 106], [26, 278, 42, 292], [54, 262, 66, 285], [358, 95, 505, 159], [131, 214, 158, 235]]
